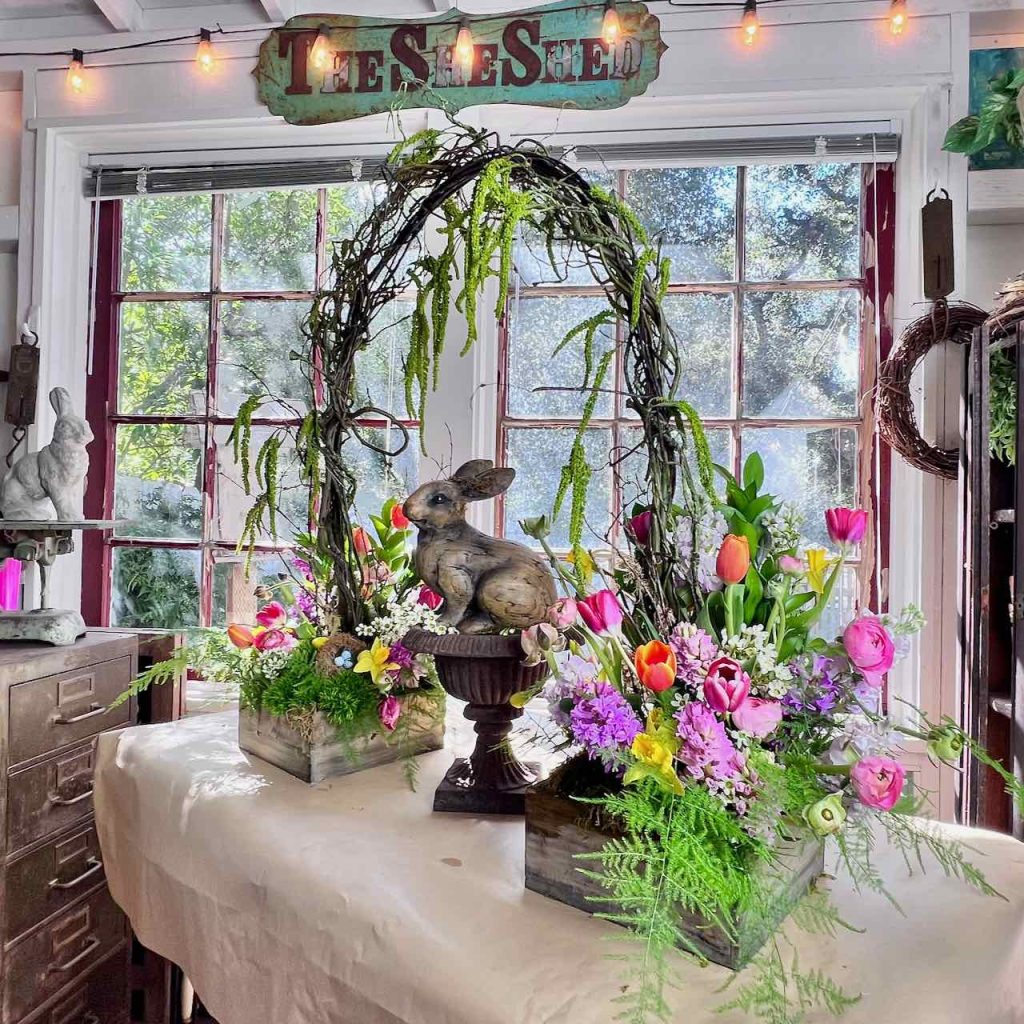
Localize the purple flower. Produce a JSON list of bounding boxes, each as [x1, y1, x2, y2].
[[292, 587, 319, 625], [569, 684, 642, 764], [669, 624, 718, 689], [379, 695, 401, 731], [293, 557, 314, 581], [784, 654, 842, 714], [674, 702, 742, 782], [388, 642, 415, 670], [543, 655, 600, 728]]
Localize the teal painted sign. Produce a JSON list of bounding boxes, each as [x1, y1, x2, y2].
[[968, 47, 1024, 171], [254, 1, 667, 126]]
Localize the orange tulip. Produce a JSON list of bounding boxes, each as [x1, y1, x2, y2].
[[634, 640, 677, 693], [227, 624, 254, 649], [352, 526, 372, 556], [716, 534, 750, 584]]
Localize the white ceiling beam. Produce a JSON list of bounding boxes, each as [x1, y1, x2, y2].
[[91, 0, 144, 32], [255, 0, 295, 20]]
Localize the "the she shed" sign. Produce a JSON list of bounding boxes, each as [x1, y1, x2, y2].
[[254, 1, 666, 125]]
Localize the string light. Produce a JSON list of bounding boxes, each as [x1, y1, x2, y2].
[[66, 48, 86, 93], [309, 23, 332, 71], [455, 20, 474, 70], [888, 0, 907, 35], [740, 0, 759, 45], [195, 28, 215, 73], [602, 1, 621, 45]]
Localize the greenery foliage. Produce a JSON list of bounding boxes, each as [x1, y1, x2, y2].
[[989, 348, 1017, 465], [943, 69, 1024, 155]]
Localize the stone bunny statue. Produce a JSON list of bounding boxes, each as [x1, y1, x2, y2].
[[403, 460, 557, 634], [0, 387, 93, 521]]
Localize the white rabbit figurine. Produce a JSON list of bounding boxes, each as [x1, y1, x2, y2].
[[0, 388, 93, 521]]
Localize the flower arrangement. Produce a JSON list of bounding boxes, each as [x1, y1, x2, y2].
[[519, 454, 1024, 1024], [122, 498, 451, 785]]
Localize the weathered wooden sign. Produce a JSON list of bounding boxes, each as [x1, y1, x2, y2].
[[254, 1, 666, 126]]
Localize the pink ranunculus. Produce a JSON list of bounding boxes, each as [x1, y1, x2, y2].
[[825, 507, 869, 546], [547, 597, 578, 629], [732, 697, 783, 738], [252, 628, 297, 653], [379, 695, 401, 732], [850, 756, 905, 811], [843, 615, 895, 687], [702, 656, 751, 713], [778, 555, 804, 574], [255, 601, 287, 629], [577, 589, 623, 635], [416, 585, 444, 611], [627, 509, 653, 547]]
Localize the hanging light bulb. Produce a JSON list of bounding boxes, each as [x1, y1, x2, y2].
[[741, 0, 759, 45], [67, 49, 86, 94], [602, 1, 621, 45], [196, 29, 215, 73], [310, 24, 332, 71], [888, 0, 908, 35], [455, 20, 474, 70]]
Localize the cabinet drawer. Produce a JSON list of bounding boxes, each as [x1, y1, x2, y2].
[[8, 743, 97, 853], [4, 889, 125, 1024], [26, 947, 128, 1024], [7, 825, 106, 943], [9, 659, 132, 766]]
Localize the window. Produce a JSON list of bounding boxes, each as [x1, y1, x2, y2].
[[85, 185, 418, 630], [499, 162, 880, 627]]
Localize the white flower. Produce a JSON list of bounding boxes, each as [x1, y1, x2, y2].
[[357, 590, 455, 646], [722, 625, 793, 699]]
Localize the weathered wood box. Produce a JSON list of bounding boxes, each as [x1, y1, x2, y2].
[[238, 695, 445, 784], [524, 760, 824, 970]]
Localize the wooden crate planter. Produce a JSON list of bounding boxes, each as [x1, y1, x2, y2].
[[238, 695, 444, 784], [524, 760, 824, 970]]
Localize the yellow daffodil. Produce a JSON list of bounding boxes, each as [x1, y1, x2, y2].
[[354, 638, 399, 687], [805, 547, 830, 595], [566, 548, 595, 586], [624, 715, 683, 794], [311, 636, 330, 650]]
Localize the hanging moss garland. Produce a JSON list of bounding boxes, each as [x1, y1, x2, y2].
[[233, 113, 713, 633]]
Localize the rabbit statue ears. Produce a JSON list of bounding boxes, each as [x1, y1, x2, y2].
[[451, 460, 515, 502], [50, 387, 73, 417]]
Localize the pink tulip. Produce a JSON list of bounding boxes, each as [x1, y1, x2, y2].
[[702, 656, 751, 713], [416, 586, 444, 611], [252, 628, 297, 653], [627, 510, 653, 547], [390, 504, 410, 530], [227, 624, 254, 649], [843, 615, 895, 687], [732, 697, 783, 738], [255, 601, 288, 629], [547, 597, 578, 629], [379, 695, 401, 732], [577, 589, 624, 635], [850, 757, 905, 811], [778, 555, 804, 574], [352, 526, 372, 557], [825, 507, 868, 546]]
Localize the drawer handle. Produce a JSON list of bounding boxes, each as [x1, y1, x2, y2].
[[49, 786, 94, 807], [49, 857, 103, 891], [52, 704, 106, 726], [50, 935, 100, 973]]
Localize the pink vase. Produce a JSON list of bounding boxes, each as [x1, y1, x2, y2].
[[0, 560, 22, 611]]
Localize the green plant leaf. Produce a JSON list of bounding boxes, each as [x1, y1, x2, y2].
[[742, 451, 764, 491], [942, 115, 979, 153]]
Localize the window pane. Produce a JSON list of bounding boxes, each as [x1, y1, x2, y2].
[[664, 292, 734, 418], [745, 164, 861, 281], [741, 426, 857, 548], [213, 425, 308, 543], [325, 181, 378, 242], [504, 428, 612, 549], [507, 295, 615, 419], [742, 290, 860, 418], [625, 167, 736, 282], [348, 426, 420, 524], [211, 550, 293, 627], [110, 547, 201, 629], [114, 423, 203, 539], [217, 300, 310, 418], [357, 300, 415, 420], [618, 426, 732, 510], [814, 565, 859, 641], [118, 301, 208, 416], [222, 189, 317, 291], [120, 195, 212, 292]]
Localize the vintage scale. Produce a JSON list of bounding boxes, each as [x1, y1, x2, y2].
[[0, 520, 117, 645]]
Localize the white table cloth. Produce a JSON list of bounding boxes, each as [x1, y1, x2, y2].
[[95, 711, 1024, 1024]]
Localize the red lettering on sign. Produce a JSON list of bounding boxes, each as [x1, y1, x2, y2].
[[469, 43, 499, 87], [355, 50, 385, 93], [390, 26, 430, 91], [542, 39, 578, 84], [501, 20, 542, 86], [280, 29, 318, 95], [579, 37, 609, 81]]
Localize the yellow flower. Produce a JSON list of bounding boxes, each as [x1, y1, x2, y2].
[[311, 637, 330, 650], [631, 732, 675, 773], [806, 548, 829, 595], [354, 638, 399, 687], [625, 727, 683, 795], [565, 548, 595, 586]]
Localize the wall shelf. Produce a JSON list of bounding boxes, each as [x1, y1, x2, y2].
[[969, 168, 1024, 225]]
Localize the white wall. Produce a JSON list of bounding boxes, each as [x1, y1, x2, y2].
[[965, 224, 1024, 309]]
